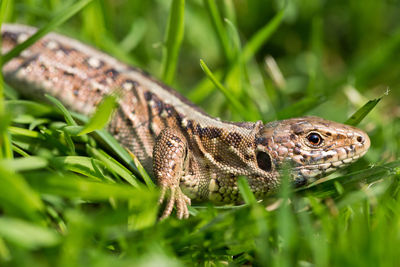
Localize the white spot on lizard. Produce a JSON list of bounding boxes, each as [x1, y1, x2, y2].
[[17, 33, 28, 44], [46, 40, 59, 50], [87, 57, 101, 68]]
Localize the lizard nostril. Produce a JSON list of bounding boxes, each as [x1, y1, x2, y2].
[[356, 135, 363, 143]]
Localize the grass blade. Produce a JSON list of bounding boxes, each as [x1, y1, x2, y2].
[[8, 126, 41, 138], [0, 217, 60, 249], [204, 0, 232, 62], [0, 164, 44, 221], [78, 94, 118, 136], [276, 96, 325, 120], [45, 94, 77, 126], [0, 0, 11, 112], [240, 9, 284, 63], [1, 156, 48, 172], [50, 156, 109, 181], [0, 0, 11, 160], [27, 171, 157, 202], [238, 176, 256, 205], [345, 97, 381, 126], [6, 100, 53, 117], [87, 145, 141, 187], [160, 0, 185, 85], [200, 59, 249, 120], [126, 149, 155, 189], [120, 18, 147, 52]]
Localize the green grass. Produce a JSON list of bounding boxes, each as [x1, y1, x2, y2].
[[1, 0, 400, 266]]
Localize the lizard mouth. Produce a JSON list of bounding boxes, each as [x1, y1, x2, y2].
[[292, 147, 369, 186]]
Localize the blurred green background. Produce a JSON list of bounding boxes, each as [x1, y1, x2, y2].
[[1, 0, 400, 266]]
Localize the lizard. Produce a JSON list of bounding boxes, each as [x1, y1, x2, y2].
[[1, 24, 370, 219]]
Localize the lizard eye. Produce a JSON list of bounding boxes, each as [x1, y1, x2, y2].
[[306, 132, 323, 146], [256, 151, 272, 172]]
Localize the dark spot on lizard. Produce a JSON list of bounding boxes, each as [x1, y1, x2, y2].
[[39, 64, 48, 71], [152, 97, 164, 114], [294, 177, 307, 187], [98, 79, 108, 85], [208, 127, 222, 139], [293, 147, 301, 155], [323, 154, 334, 162], [324, 144, 334, 149], [73, 88, 79, 96], [256, 137, 268, 146], [214, 155, 224, 163], [63, 71, 75, 77], [164, 104, 174, 117], [186, 120, 194, 131], [104, 68, 119, 79], [112, 127, 119, 135], [58, 45, 76, 55], [196, 125, 206, 137], [273, 135, 289, 143], [291, 124, 304, 135], [336, 134, 346, 140], [2, 31, 18, 43], [175, 113, 183, 126], [248, 141, 255, 148], [144, 91, 152, 101], [226, 132, 243, 148], [244, 154, 253, 161]]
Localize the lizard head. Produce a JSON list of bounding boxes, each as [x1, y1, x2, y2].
[[255, 116, 370, 186]]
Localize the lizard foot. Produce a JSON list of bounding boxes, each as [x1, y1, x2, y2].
[[159, 185, 191, 220]]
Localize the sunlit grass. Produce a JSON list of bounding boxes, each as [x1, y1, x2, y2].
[[0, 0, 399, 266]]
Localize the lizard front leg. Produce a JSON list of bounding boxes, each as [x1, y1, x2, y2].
[[153, 127, 191, 219]]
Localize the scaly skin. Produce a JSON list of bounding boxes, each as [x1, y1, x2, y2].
[[1, 24, 370, 219]]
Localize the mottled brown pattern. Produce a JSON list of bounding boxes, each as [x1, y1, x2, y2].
[[1, 24, 371, 219]]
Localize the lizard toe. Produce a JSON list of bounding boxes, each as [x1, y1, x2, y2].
[[159, 185, 191, 220]]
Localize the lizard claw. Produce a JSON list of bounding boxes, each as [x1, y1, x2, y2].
[[159, 185, 191, 220]]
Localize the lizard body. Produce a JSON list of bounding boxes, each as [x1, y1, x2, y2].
[[1, 24, 370, 219]]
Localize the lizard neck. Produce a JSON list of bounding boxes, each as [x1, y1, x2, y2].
[[187, 120, 264, 175]]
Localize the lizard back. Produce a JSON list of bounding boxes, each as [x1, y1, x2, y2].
[[1, 24, 255, 175]]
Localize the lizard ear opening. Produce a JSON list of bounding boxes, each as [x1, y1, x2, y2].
[[256, 151, 272, 172]]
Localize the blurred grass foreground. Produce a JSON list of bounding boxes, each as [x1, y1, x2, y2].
[[0, 0, 400, 266]]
